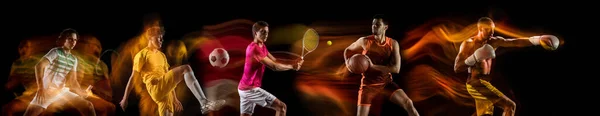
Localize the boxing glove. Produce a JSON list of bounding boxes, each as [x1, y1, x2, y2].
[[529, 35, 559, 50], [465, 44, 495, 66]]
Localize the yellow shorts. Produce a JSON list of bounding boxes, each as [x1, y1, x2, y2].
[[466, 79, 506, 116], [144, 70, 177, 115]]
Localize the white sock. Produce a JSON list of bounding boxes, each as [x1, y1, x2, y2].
[[184, 72, 208, 105]]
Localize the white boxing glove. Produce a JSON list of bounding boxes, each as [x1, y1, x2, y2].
[[465, 44, 496, 66], [529, 35, 559, 50]]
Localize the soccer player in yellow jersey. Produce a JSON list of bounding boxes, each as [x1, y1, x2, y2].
[[120, 27, 225, 116]]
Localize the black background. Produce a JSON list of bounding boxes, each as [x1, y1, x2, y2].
[[2, 3, 590, 116]]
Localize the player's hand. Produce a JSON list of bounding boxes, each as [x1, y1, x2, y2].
[[83, 85, 93, 98], [174, 98, 183, 112], [36, 88, 46, 103], [119, 98, 128, 111], [150, 78, 159, 85], [295, 59, 304, 71]]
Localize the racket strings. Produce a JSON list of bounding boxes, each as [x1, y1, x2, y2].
[[302, 29, 319, 58]]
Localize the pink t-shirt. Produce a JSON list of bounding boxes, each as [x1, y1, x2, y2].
[[238, 42, 269, 90]]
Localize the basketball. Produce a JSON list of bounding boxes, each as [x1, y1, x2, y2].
[[209, 48, 229, 68], [346, 54, 371, 74]]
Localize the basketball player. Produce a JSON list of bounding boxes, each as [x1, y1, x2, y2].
[[119, 26, 226, 116], [454, 17, 559, 116], [344, 14, 420, 116], [23, 28, 96, 116], [238, 21, 303, 116]]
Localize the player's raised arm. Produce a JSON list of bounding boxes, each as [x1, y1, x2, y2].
[[368, 40, 401, 74], [491, 35, 560, 50]]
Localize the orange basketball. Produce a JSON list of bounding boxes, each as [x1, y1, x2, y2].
[[347, 54, 371, 74]]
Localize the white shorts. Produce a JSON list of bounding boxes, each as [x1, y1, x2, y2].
[[30, 87, 79, 109], [238, 88, 277, 115]]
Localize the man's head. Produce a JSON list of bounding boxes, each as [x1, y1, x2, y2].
[[372, 14, 389, 36], [252, 21, 269, 43], [75, 35, 102, 57], [477, 17, 495, 37], [18, 40, 32, 57], [57, 28, 79, 50], [146, 26, 165, 48]]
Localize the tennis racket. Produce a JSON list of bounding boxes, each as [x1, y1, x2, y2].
[[301, 28, 319, 59]]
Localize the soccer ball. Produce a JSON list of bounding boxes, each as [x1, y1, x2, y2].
[[209, 48, 229, 68]]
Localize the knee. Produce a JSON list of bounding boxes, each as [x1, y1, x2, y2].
[[404, 98, 414, 105], [182, 65, 192, 72], [281, 102, 287, 111], [508, 100, 516, 110], [275, 101, 287, 112], [502, 99, 516, 110], [392, 89, 413, 105]]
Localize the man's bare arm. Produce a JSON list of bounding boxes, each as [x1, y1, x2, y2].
[[344, 37, 365, 65], [258, 56, 295, 71], [253, 47, 296, 71], [35, 58, 49, 90], [454, 41, 470, 73], [69, 68, 86, 97], [121, 71, 138, 100], [492, 35, 560, 50], [267, 52, 277, 62], [6, 63, 21, 91], [491, 36, 534, 48]]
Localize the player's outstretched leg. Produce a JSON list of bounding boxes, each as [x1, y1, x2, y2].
[[390, 89, 419, 116], [170, 65, 226, 114]]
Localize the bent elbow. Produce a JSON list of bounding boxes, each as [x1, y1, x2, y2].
[[454, 65, 467, 73], [453, 65, 461, 73]]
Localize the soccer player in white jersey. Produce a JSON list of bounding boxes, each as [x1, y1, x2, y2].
[[23, 28, 96, 116]]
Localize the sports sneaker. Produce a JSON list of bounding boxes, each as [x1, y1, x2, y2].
[[201, 99, 226, 114]]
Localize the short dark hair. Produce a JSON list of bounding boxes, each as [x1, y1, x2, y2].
[[57, 28, 78, 46], [477, 17, 494, 26], [373, 14, 389, 25], [252, 21, 269, 36]]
